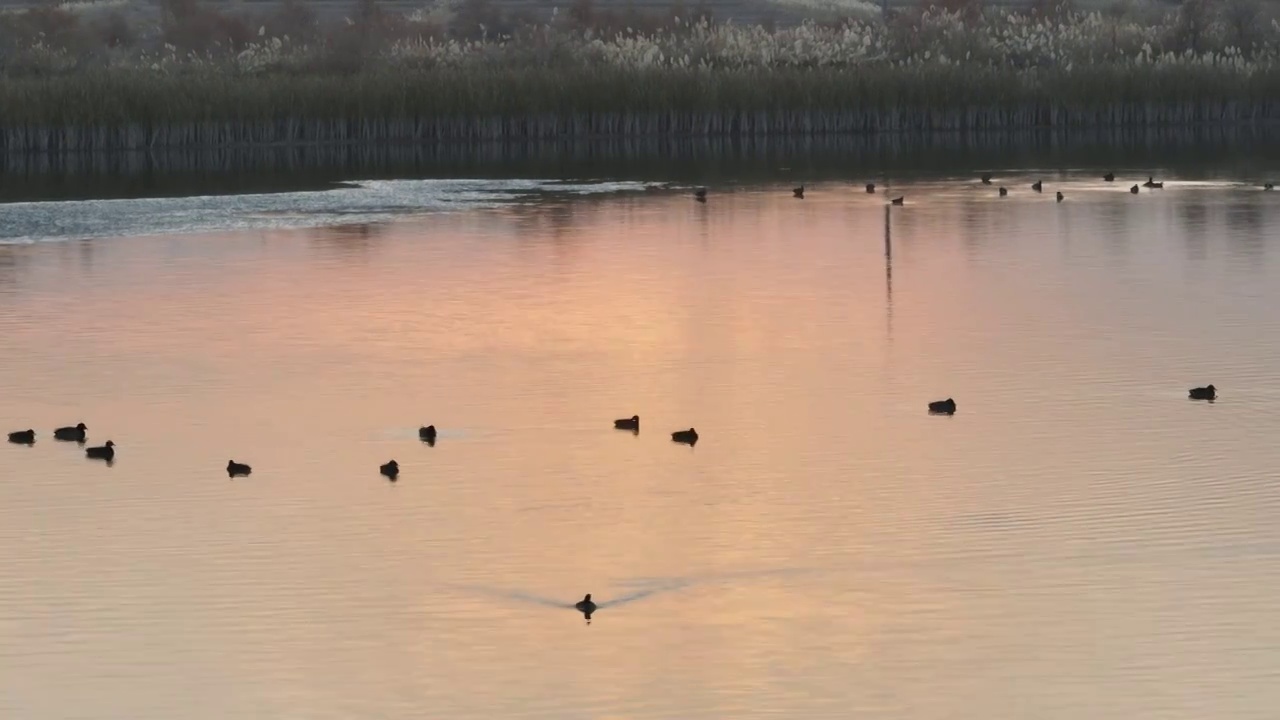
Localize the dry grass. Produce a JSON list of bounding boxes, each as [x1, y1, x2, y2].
[[1, 0, 1279, 149]]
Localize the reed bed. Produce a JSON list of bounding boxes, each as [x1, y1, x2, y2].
[[3, 1, 1280, 150]]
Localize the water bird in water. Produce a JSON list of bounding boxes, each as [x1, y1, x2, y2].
[[694, 187, 707, 202], [227, 460, 252, 478], [1188, 384, 1217, 401], [1130, 185, 1140, 194], [866, 183, 876, 193], [1265, 183, 1274, 191], [419, 425, 437, 444], [1143, 176, 1162, 188], [793, 186, 805, 198], [575, 594, 597, 622], [891, 196, 905, 205], [380, 460, 399, 480], [981, 173, 992, 185], [8, 429, 35, 444], [1104, 172, 1115, 182], [1032, 180, 1043, 192], [614, 415, 639, 431], [928, 398, 957, 415], [999, 187, 1008, 197], [671, 428, 699, 445], [86, 440, 115, 461], [54, 423, 87, 442], [1056, 192, 1064, 202]]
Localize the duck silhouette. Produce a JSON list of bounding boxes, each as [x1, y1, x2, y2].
[[227, 460, 252, 478], [671, 428, 699, 445], [1056, 191, 1064, 202], [1188, 384, 1216, 401], [890, 196, 904, 205], [1032, 180, 1043, 192], [614, 415, 639, 431], [865, 183, 876, 193], [981, 173, 992, 185], [53, 423, 87, 442], [1130, 184, 1139, 194], [380, 460, 399, 480], [1265, 183, 1274, 191], [694, 187, 707, 202], [7, 429, 35, 444], [85, 440, 115, 461], [928, 398, 957, 415], [793, 186, 805, 198], [419, 425, 437, 444], [1104, 172, 1115, 182], [999, 187, 1008, 197], [575, 593, 597, 621]]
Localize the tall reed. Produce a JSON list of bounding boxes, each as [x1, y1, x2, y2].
[[3, 5, 1280, 151]]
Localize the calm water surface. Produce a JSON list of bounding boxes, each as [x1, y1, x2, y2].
[[2, 167, 1280, 719]]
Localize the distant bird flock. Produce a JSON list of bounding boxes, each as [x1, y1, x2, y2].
[[5, 170, 1248, 617]]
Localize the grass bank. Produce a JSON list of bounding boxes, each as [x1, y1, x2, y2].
[[3, 1, 1280, 150]]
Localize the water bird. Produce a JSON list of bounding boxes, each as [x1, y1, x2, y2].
[[1188, 384, 1216, 401], [1143, 176, 1159, 188], [1032, 181, 1043, 192], [1104, 172, 1115, 182], [86, 440, 115, 461], [928, 398, 957, 415], [614, 415, 639, 431], [1130, 184, 1140, 194], [890, 196, 905, 205], [998, 187, 1008, 197], [380, 460, 399, 480], [1056, 191, 1064, 202], [671, 428, 699, 445], [53, 423, 87, 442], [981, 173, 992, 184], [227, 460, 252, 478], [793, 186, 805, 198], [7, 429, 35, 444], [419, 425, 437, 444], [575, 594, 596, 613], [694, 188, 707, 202], [866, 183, 876, 193], [1264, 183, 1274, 191]]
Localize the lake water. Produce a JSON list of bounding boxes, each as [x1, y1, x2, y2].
[[3, 148, 1280, 719]]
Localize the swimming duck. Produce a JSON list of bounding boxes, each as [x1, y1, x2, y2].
[[575, 593, 596, 613], [85, 440, 115, 461], [1188, 384, 1216, 401], [890, 196, 904, 205], [1031, 181, 1043, 192], [53, 423, 87, 442], [227, 460, 252, 477], [928, 398, 957, 414], [1264, 183, 1274, 191], [793, 186, 805, 199], [981, 173, 992, 185], [380, 460, 399, 480], [7, 429, 35, 444], [671, 428, 699, 445], [1056, 191, 1064, 202], [1130, 184, 1139, 194], [419, 425, 437, 443], [1143, 176, 1164, 188], [998, 187, 1008, 197], [614, 415, 639, 431], [694, 187, 707, 202], [865, 183, 876, 193], [1104, 172, 1115, 182]]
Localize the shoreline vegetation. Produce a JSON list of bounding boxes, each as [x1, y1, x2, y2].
[[2, 0, 1280, 151]]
